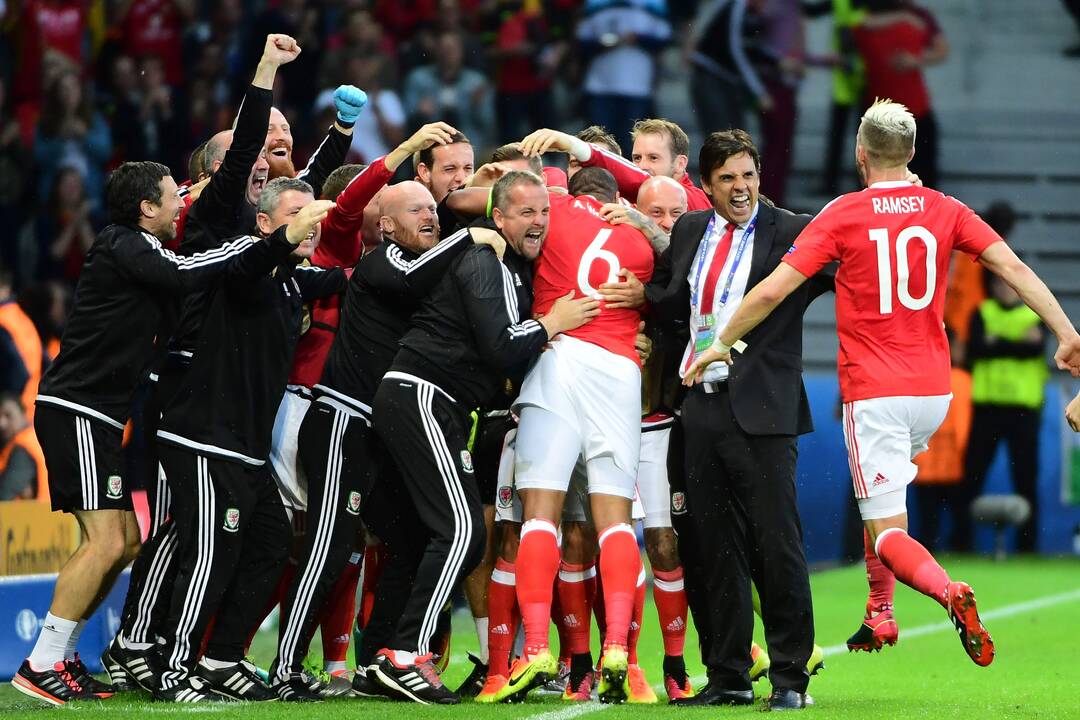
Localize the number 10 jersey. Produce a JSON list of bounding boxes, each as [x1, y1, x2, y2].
[[783, 181, 1002, 403]]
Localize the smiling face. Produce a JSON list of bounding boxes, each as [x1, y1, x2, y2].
[[637, 176, 688, 235], [257, 188, 317, 257], [493, 181, 550, 261], [246, 148, 271, 206], [417, 142, 474, 203], [266, 107, 296, 180], [631, 131, 687, 180], [146, 175, 184, 242], [378, 181, 440, 253], [701, 151, 759, 225]]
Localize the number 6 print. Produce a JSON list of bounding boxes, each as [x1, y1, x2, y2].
[[577, 229, 620, 297]]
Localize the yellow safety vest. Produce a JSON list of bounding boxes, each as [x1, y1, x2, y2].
[[970, 301, 1048, 409]]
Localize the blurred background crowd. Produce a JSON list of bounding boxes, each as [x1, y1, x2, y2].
[[1, 0, 1079, 556]]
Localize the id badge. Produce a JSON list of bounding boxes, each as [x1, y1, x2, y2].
[[693, 313, 715, 357]]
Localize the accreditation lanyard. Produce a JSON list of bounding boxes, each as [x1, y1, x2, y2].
[[689, 213, 757, 360]]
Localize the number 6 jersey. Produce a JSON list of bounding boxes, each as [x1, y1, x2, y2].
[[532, 192, 655, 365], [783, 181, 1002, 403]]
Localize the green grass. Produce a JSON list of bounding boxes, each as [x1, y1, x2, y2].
[[3, 556, 1079, 718]]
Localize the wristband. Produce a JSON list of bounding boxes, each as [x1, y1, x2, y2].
[[485, 188, 494, 218], [710, 337, 733, 355], [568, 137, 591, 162]]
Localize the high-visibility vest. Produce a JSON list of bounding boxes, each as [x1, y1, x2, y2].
[[971, 300, 1048, 409], [0, 426, 49, 503], [0, 301, 43, 418]]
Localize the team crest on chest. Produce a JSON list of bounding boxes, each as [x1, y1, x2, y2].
[[671, 491, 687, 515], [497, 485, 513, 508], [223, 507, 241, 532], [346, 491, 362, 515], [105, 475, 123, 499], [460, 450, 474, 473]]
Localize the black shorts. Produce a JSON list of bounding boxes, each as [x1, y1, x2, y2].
[[35, 404, 129, 513], [471, 411, 516, 507]]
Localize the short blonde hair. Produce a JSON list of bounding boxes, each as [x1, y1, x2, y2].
[[857, 98, 917, 168], [631, 118, 690, 158]]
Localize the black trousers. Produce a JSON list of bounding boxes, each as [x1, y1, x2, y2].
[[955, 404, 1040, 553], [274, 399, 378, 678], [666, 414, 716, 662], [155, 446, 290, 687], [681, 386, 814, 693], [372, 374, 485, 655]]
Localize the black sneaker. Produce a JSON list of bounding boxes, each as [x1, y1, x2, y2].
[[99, 642, 139, 692], [352, 666, 398, 699], [103, 636, 161, 692], [194, 659, 275, 701], [10, 659, 100, 706], [272, 672, 323, 702], [454, 652, 488, 697], [371, 649, 459, 705], [154, 675, 219, 703], [67, 654, 116, 697]]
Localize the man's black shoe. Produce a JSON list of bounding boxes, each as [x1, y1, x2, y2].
[[352, 666, 400, 699], [669, 682, 753, 706], [454, 652, 488, 697], [102, 636, 161, 692], [98, 643, 139, 692], [371, 650, 459, 705], [67, 655, 116, 697], [194, 659, 275, 701], [10, 659, 101, 706], [153, 675, 219, 703], [272, 672, 323, 702], [766, 688, 809, 711]]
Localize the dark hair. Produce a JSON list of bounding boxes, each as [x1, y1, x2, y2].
[[491, 143, 543, 174], [699, 129, 761, 182], [188, 140, 210, 181], [492, 170, 545, 213], [413, 131, 471, 173], [567, 167, 618, 204], [39, 71, 95, 137], [321, 164, 367, 201], [105, 161, 172, 226], [983, 200, 1016, 239], [576, 125, 621, 156]]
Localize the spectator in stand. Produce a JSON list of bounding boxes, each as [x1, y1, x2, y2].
[[853, 0, 946, 188], [326, 53, 405, 164], [0, 264, 43, 419], [0, 77, 30, 275], [35, 167, 98, 284], [957, 271, 1049, 553], [319, 7, 397, 89], [107, 55, 185, 174], [911, 330, 971, 552], [374, 0, 439, 45], [404, 30, 494, 152], [576, 0, 672, 155], [10, 0, 88, 106], [114, 0, 192, 87], [33, 69, 111, 213], [0, 393, 47, 501], [486, 1, 561, 144], [756, 0, 807, 205], [18, 281, 69, 366], [249, 0, 323, 124]]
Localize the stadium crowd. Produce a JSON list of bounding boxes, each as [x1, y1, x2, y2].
[[5, 0, 1080, 713]]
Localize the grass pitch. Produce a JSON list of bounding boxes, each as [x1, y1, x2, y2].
[[2, 555, 1077, 719]]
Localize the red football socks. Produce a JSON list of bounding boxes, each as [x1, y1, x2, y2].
[[556, 562, 594, 656], [487, 558, 519, 674], [863, 528, 897, 611], [356, 544, 385, 631], [628, 567, 645, 663], [515, 519, 561, 653], [652, 566, 688, 657], [598, 524, 641, 649], [319, 553, 362, 665], [875, 528, 950, 607]]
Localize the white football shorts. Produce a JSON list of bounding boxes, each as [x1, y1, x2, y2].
[[634, 413, 675, 529], [269, 386, 312, 511], [494, 428, 589, 525], [843, 394, 952, 520]]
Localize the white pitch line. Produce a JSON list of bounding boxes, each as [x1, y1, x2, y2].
[[529, 586, 1080, 720]]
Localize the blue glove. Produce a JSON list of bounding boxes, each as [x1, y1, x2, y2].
[[333, 85, 368, 127]]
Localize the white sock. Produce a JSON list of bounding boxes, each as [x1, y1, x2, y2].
[[28, 613, 78, 671], [199, 657, 238, 670], [323, 660, 347, 674], [390, 650, 417, 666], [64, 620, 86, 660], [474, 617, 489, 665]]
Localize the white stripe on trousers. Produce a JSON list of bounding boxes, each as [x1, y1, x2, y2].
[[129, 524, 178, 643], [276, 407, 347, 679], [76, 417, 98, 510], [154, 462, 171, 533], [165, 455, 215, 685], [414, 383, 473, 655]]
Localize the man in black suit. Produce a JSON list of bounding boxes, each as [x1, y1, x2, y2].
[[602, 129, 832, 710]]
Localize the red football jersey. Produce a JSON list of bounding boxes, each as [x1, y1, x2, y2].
[[533, 193, 655, 365], [783, 182, 1001, 402]]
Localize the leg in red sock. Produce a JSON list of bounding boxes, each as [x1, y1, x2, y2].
[[874, 527, 949, 607], [556, 562, 594, 657], [652, 567, 688, 658], [597, 524, 641, 649], [515, 519, 561, 654], [627, 567, 645, 664], [319, 552, 362, 672], [487, 558, 518, 675], [864, 528, 896, 611]]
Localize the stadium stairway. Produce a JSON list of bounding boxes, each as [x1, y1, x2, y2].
[[655, 0, 1080, 372]]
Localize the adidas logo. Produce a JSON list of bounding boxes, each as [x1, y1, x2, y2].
[[563, 614, 580, 628], [630, 621, 640, 631], [872, 472, 889, 487], [666, 617, 686, 632], [332, 634, 349, 644], [491, 623, 511, 635]]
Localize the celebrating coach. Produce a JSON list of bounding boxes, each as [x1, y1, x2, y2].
[[605, 130, 833, 710]]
